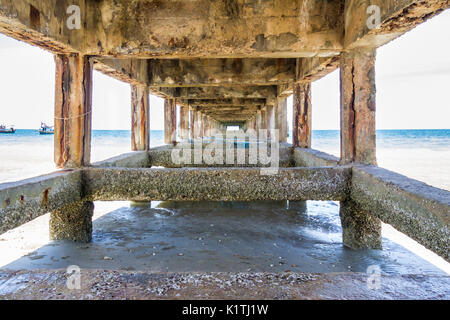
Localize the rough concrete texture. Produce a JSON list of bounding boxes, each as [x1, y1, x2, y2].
[[0, 270, 448, 300], [345, 0, 450, 50], [155, 86, 277, 100], [83, 167, 350, 202], [49, 201, 94, 243], [91, 151, 150, 168], [351, 166, 450, 261], [340, 49, 377, 165], [293, 82, 312, 148], [54, 54, 93, 168], [0, 170, 82, 234], [149, 144, 293, 168], [293, 148, 339, 167], [340, 200, 382, 250], [149, 58, 295, 87], [131, 84, 150, 151]]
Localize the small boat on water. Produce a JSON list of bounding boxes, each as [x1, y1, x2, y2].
[[39, 122, 54, 135], [0, 124, 16, 134]]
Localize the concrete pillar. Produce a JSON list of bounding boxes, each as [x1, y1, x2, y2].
[[256, 110, 262, 132], [194, 110, 202, 139], [260, 109, 266, 130], [275, 97, 287, 142], [340, 49, 377, 165], [265, 105, 274, 139], [202, 113, 207, 137], [339, 200, 382, 249], [179, 105, 189, 141], [189, 107, 195, 140], [50, 201, 94, 242], [164, 98, 177, 144], [53, 54, 94, 243], [293, 82, 312, 148], [54, 54, 92, 168], [131, 84, 150, 151]]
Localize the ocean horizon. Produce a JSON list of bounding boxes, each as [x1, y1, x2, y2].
[[0, 128, 449, 191]]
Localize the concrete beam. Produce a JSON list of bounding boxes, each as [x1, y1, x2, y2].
[[148, 59, 296, 87], [156, 86, 277, 100], [94, 58, 148, 86], [297, 56, 340, 82], [83, 167, 350, 202], [351, 165, 450, 261], [186, 98, 266, 107], [344, 0, 450, 50], [0, 170, 83, 234], [148, 144, 293, 169], [91, 152, 150, 168]]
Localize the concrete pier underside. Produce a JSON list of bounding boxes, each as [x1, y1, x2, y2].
[[1, 148, 448, 261], [1, 0, 449, 300]]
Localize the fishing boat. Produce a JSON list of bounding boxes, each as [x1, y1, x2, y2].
[[0, 124, 16, 134], [39, 122, 54, 135]]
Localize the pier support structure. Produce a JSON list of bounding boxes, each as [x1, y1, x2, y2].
[[339, 49, 381, 250], [131, 84, 150, 151], [179, 105, 189, 141], [53, 54, 94, 242], [164, 98, 177, 145], [0, 0, 448, 259], [275, 98, 288, 143], [293, 82, 312, 148], [265, 105, 274, 140], [54, 54, 92, 169], [50, 200, 94, 243]]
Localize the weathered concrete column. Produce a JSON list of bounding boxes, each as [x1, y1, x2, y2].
[[194, 109, 202, 139], [265, 105, 274, 139], [202, 113, 207, 137], [50, 201, 94, 243], [164, 98, 177, 144], [275, 98, 287, 142], [340, 49, 377, 165], [189, 107, 195, 140], [131, 84, 150, 151], [256, 110, 262, 132], [293, 82, 312, 148], [339, 200, 382, 249], [179, 105, 189, 141], [54, 54, 92, 168]]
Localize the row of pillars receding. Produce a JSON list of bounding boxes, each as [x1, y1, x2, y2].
[[53, 49, 376, 169]]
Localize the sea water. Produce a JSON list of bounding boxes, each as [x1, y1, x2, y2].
[[0, 129, 448, 191]]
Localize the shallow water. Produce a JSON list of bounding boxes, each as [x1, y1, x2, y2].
[[0, 201, 446, 275]]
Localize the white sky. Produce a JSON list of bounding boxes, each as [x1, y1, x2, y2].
[[0, 10, 449, 130]]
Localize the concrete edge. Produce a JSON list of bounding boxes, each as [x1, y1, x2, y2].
[[351, 165, 450, 261], [293, 148, 339, 167], [0, 170, 83, 234], [91, 151, 150, 168], [83, 166, 351, 202]]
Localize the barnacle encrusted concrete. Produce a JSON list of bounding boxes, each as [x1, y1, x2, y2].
[[0, 170, 82, 234], [83, 167, 351, 202], [49, 200, 94, 243], [350, 165, 450, 261], [339, 200, 382, 250], [148, 143, 293, 168]]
